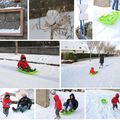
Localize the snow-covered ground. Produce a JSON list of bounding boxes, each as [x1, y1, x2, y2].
[[0, 103, 34, 119], [29, 12, 74, 39], [93, 5, 120, 41], [0, 53, 59, 88], [86, 89, 120, 119], [0, 27, 20, 33], [0, 89, 34, 119], [0, 53, 59, 65], [61, 56, 120, 88], [36, 91, 85, 119]]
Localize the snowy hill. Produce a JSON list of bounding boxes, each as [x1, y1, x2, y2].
[[36, 91, 85, 119], [61, 56, 120, 87], [86, 90, 120, 119]]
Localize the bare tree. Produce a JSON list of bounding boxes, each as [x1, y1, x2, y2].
[[87, 41, 96, 61]]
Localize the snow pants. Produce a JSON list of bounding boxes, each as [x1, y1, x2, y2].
[[63, 102, 73, 110], [55, 108, 60, 118], [17, 105, 28, 113], [112, 0, 119, 10], [113, 103, 118, 110], [3, 108, 9, 117]]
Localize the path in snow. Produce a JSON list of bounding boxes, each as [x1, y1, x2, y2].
[[36, 91, 84, 119], [86, 90, 120, 119], [61, 56, 120, 88], [0, 60, 59, 88]]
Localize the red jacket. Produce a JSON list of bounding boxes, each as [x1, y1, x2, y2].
[[111, 94, 119, 105], [2, 98, 12, 108], [17, 55, 29, 69], [90, 67, 95, 74], [54, 95, 62, 110]]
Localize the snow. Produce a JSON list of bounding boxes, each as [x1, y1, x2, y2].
[[86, 89, 120, 119], [0, 53, 59, 88], [0, 27, 20, 33], [36, 91, 85, 119], [0, 53, 59, 65], [29, 12, 74, 39], [93, 6, 120, 41], [61, 56, 120, 88], [0, 103, 34, 119]]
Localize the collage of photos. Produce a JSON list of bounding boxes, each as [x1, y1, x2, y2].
[[0, 0, 120, 120]]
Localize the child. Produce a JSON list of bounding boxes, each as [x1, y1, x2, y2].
[[51, 91, 62, 119], [89, 67, 98, 75], [111, 93, 120, 110], [2, 92, 12, 117], [112, 0, 119, 10], [99, 54, 104, 69], [61, 93, 78, 113], [17, 54, 36, 72]]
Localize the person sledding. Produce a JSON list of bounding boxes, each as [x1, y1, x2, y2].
[[111, 93, 120, 110], [51, 90, 62, 119], [17, 54, 36, 72], [61, 93, 78, 113], [12, 93, 32, 113], [2, 92, 12, 117], [89, 67, 98, 75]]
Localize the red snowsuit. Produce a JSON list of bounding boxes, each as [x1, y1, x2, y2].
[[54, 95, 62, 110], [90, 67, 95, 74], [2, 93, 12, 108], [17, 55, 29, 70], [111, 94, 119, 105]]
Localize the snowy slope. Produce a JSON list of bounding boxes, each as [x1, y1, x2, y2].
[[61, 56, 120, 88], [93, 6, 120, 41], [0, 59, 59, 88], [86, 90, 120, 119], [29, 12, 74, 39], [36, 91, 84, 119]]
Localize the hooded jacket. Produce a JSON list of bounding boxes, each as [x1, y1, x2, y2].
[[66, 93, 78, 110], [2, 92, 12, 108], [17, 55, 29, 70], [90, 67, 95, 74], [111, 93, 119, 105], [54, 94, 62, 110], [17, 96, 32, 109]]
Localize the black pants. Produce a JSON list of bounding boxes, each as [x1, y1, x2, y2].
[[113, 104, 118, 110], [55, 108, 60, 118], [3, 108, 9, 116]]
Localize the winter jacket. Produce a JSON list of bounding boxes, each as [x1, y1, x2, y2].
[[54, 95, 62, 111], [17, 55, 29, 70], [17, 96, 32, 109], [2, 92, 12, 108], [111, 94, 119, 105], [100, 55, 104, 64], [90, 67, 95, 74], [66, 93, 78, 110]]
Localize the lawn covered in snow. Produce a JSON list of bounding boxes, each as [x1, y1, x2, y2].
[[61, 56, 120, 88], [86, 89, 120, 119], [29, 12, 74, 39], [0, 53, 59, 88], [93, 6, 120, 41], [36, 91, 85, 119]]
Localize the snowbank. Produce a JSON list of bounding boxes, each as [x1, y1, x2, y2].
[[0, 53, 59, 65]]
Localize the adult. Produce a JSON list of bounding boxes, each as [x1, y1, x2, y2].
[[99, 54, 104, 68], [112, 0, 119, 10]]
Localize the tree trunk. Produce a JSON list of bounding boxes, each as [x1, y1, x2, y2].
[[50, 26, 54, 39], [15, 41, 18, 55]]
